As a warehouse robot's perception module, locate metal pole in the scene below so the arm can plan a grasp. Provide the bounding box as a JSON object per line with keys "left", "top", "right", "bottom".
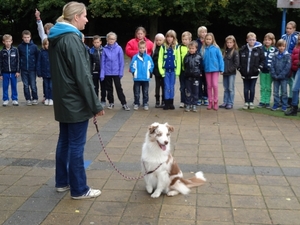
{"left": 281, "top": 8, "right": 287, "bottom": 36}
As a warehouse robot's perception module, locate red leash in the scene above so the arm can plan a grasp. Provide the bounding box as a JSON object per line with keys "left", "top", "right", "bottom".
{"left": 93, "top": 117, "right": 162, "bottom": 180}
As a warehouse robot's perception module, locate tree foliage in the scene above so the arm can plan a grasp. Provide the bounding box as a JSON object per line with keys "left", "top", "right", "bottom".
{"left": 215, "top": 0, "right": 281, "bottom": 29}
{"left": 88, "top": 0, "right": 229, "bottom": 18}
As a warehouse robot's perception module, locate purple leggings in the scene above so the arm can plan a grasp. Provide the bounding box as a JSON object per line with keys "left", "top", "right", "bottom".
{"left": 206, "top": 72, "right": 219, "bottom": 102}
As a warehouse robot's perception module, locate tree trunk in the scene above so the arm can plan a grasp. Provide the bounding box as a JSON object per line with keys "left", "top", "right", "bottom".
{"left": 149, "top": 16, "right": 158, "bottom": 41}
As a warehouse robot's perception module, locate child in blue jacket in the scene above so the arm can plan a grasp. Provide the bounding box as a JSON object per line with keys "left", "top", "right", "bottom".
{"left": 130, "top": 40, "right": 154, "bottom": 110}
{"left": 37, "top": 38, "right": 52, "bottom": 105}
{"left": 270, "top": 39, "right": 291, "bottom": 112}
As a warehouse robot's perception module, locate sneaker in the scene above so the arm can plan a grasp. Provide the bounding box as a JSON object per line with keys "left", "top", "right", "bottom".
{"left": 56, "top": 185, "right": 70, "bottom": 193}
{"left": 133, "top": 104, "right": 139, "bottom": 110}
{"left": 185, "top": 105, "right": 191, "bottom": 112}
{"left": 48, "top": 99, "right": 53, "bottom": 106}
{"left": 101, "top": 102, "right": 106, "bottom": 107}
{"left": 12, "top": 100, "right": 19, "bottom": 106}
{"left": 271, "top": 104, "right": 279, "bottom": 111}
{"left": 26, "top": 100, "right": 32, "bottom": 106}
{"left": 249, "top": 102, "right": 255, "bottom": 110}
{"left": 2, "top": 100, "right": 9, "bottom": 106}
{"left": 107, "top": 103, "right": 114, "bottom": 109}
{"left": 265, "top": 103, "right": 271, "bottom": 109}
{"left": 192, "top": 105, "right": 197, "bottom": 112}
{"left": 197, "top": 99, "right": 202, "bottom": 106}
{"left": 203, "top": 99, "right": 209, "bottom": 106}
{"left": 282, "top": 106, "right": 287, "bottom": 112}
{"left": 44, "top": 99, "right": 49, "bottom": 106}
{"left": 219, "top": 103, "right": 227, "bottom": 108}
{"left": 242, "top": 102, "right": 249, "bottom": 110}
{"left": 72, "top": 188, "right": 101, "bottom": 200}
{"left": 225, "top": 104, "right": 232, "bottom": 109}
{"left": 155, "top": 101, "right": 160, "bottom": 108}
{"left": 144, "top": 105, "right": 149, "bottom": 111}
{"left": 32, "top": 99, "right": 38, "bottom": 105}
{"left": 179, "top": 102, "right": 185, "bottom": 108}
{"left": 257, "top": 102, "right": 265, "bottom": 108}
{"left": 122, "top": 104, "right": 130, "bottom": 111}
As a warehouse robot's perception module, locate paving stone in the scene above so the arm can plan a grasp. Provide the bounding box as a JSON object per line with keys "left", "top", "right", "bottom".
{"left": 160, "top": 204, "right": 196, "bottom": 220}
{"left": 197, "top": 194, "right": 230, "bottom": 208}
{"left": 226, "top": 174, "right": 257, "bottom": 185}
{"left": 264, "top": 196, "right": 300, "bottom": 209}
{"left": 269, "top": 209, "right": 300, "bottom": 224}
{"left": 256, "top": 175, "right": 289, "bottom": 186}
{"left": 3, "top": 211, "right": 49, "bottom": 225}
{"left": 231, "top": 195, "right": 266, "bottom": 208}
{"left": 229, "top": 184, "right": 261, "bottom": 196}
{"left": 196, "top": 207, "right": 233, "bottom": 222}
{"left": 40, "top": 212, "right": 84, "bottom": 225}
{"left": 18, "top": 197, "right": 60, "bottom": 212}
{"left": 260, "top": 186, "right": 295, "bottom": 197}
{"left": 232, "top": 208, "right": 271, "bottom": 224}
{"left": 81, "top": 215, "right": 121, "bottom": 225}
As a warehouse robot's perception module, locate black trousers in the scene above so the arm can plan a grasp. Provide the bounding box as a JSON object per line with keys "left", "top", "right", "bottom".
{"left": 104, "top": 75, "right": 126, "bottom": 105}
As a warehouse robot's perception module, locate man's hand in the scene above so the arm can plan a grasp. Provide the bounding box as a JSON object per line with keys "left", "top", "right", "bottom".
{"left": 15, "top": 72, "right": 20, "bottom": 78}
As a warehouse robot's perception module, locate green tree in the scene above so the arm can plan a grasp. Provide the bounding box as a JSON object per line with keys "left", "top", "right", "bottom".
{"left": 88, "top": 0, "right": 229, "bottom": 39}
{"left": 215, "top": 0, "right": 281, "bottom": 29}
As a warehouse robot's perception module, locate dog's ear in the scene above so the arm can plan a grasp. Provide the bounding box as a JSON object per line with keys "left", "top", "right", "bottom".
{"left": 149, "top": 125, "right": 158, "bottom": 134}
{"left": 166, "top": 123, "right": 174, "bottom": 133}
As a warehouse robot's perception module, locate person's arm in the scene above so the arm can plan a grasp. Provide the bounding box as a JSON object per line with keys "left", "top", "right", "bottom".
{"left": 217, "top": 48, "right": 224, "bottom": 72}
{"left": 129, "top": 56, "right": 136, "bottom": 74}
{"left": 175, "top": 46, "right": 181, "bottom": 76}
{"left": 100, "top": 50, "right": 105, "bottom": 81}
{"left": 158, "top": 46, "right": 165, "bottom": 77}
{"left": 118, "top": 47, "right": 124, "bottom": 78}
{"left": 281, "top": 54, "right": 292, "bottom": 78}
{"left": 125, "top": 39, "right": 137, "bottom": 58}
{"left": 65, "top": 35, "right": 103, "bottom": 114}
{"left": 35, "top": 9, "right": 47, "bottom": 42}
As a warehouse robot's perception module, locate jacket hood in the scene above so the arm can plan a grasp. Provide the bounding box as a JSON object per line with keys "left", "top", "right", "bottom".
{"left": 247, "top": 41, "right": 262, "bottom": 49}
{"left": 48, "top": 22, "right": 82, "bottom": 42}
{"left": 104, "top": 42, "right": 119, "bottom": 49}
{"left": 21, "top": 40, "right": 34, "bottom": 45}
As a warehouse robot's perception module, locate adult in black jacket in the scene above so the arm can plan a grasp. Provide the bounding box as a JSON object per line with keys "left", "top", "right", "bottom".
{"left": 238, "top": 32, "right": 265, "bottom": 110}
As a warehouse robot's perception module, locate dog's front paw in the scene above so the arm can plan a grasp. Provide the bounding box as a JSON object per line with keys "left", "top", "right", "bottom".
{"left": 146, "top": 185, "right": 153, "bottom": 194}
{"left": 167, "top": 190, "right": 179, "bottom": 197}
{"left": 151, "top": 190, "right": 161, "bottom": 198}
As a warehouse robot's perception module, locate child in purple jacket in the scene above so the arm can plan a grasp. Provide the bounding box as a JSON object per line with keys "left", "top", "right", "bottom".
{"left": 100, "top": 32, "right": 130, "bottom": 111}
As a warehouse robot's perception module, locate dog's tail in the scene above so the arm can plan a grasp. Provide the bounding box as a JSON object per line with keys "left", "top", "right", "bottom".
{"left": 185, "top": 171, "right": 206, "bottom": 188}
{"left": 170, "top": 171, "right": 206, "bottom": 195}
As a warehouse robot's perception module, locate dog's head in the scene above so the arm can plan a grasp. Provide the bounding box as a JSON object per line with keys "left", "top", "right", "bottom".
{"left": 148, "top": 122, "right": 174, "bottom": 151}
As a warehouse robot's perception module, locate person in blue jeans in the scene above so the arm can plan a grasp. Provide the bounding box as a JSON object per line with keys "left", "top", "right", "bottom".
{"left": 219, "top": 35, "right": 239, "bottom": 109}
{"left": 48, "top": 2, "right": 105, "bottom": 199}
{"left": 285, "top": 67, "right": 300, "bottom": 116}
{"left": 130, "top": 40, "right": 154, "bottom": 110}
{"left": 37, "top": 38, "right": 53, "bottom": 105}
{"left": 0, "top": 34, "right": 20, "bottom": 106}
{"left": 18, "top": 30, "right": 39, "bottom": 105}
{"left": 270, "top": 39, "right": 291, "bottom": 112}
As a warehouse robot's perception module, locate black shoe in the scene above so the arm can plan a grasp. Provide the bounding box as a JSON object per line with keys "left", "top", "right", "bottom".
{"left": 163, "top": 99, "right": 169, "bottom": 110}
{"left": 169, "top": 99, "right": 175, "bottom": 110}
{"left": 285, "top": 105, "right": 298, "bottom": 116}
{"left": 155, "top": 101, "right": 160, "bottom": 108}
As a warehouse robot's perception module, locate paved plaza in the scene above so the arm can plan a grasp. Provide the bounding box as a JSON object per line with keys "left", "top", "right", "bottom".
{"left": 0, "top": 61, "right": 300, "bottom": 225}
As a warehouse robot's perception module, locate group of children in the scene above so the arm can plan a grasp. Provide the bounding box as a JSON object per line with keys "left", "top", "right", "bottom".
{"left": 126, "top": 21, "right": 300, "bottom": 116}
{"left": 0, "top": 10, "right": 53, "bottom": 107}
{"left": 1, "top": 18, "right": 300, "bottom": 116}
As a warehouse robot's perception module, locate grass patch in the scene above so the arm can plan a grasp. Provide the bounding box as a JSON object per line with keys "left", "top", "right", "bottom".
{"left": 239, "top": 107, "right": 300, "bottom": 120}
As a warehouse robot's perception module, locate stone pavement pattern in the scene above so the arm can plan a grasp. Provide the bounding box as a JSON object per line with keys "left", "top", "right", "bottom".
{"left": 0, "top": 62, "right": 300, "bottom": 225}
